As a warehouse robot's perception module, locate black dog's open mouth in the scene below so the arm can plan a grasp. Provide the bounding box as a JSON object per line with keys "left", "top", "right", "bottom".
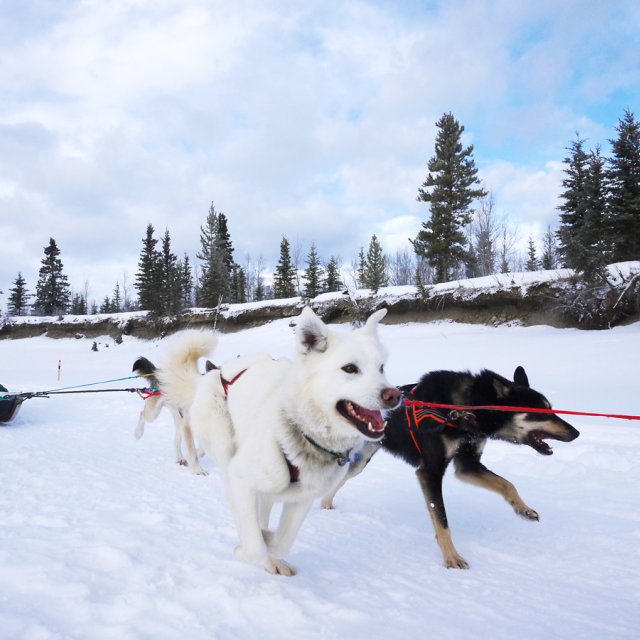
{"left": 527, "top": 430, "right": 556, "bottom": 455}
{"left": 337, "top": 400, "right": 386, "bottom": 439}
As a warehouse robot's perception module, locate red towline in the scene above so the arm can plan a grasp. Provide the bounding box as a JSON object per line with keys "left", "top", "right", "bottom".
{"left": 402, "top": 399, "right": 640, "bottom": 422}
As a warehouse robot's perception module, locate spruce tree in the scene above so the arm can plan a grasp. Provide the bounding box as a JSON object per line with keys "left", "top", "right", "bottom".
{"left": 179, "top": 254, "right": 194, "bottom": 308}
{"left": 303, "top": 243, "right": 323, "bottom": 299}
{"left": 580, "top": 147, "right": 610, "bottom": 280}
{"left": 557, "top": 136, "right": 589, "bottom": 269}
{"left": 356, "top": 246, "right": 366, "bottom": 288}
{"left": 159, "top": 229, "right": 183, "bottom": 314}
{"left": 112, "top": 282, "right": 122, "bottom": 312}
{"left": 8, "top": 272, "right": 30, "bottom": 316}
{"left": 525, "top": 237, "right": 539, "bottom": 271}
{"left": 362, "top": 235, "right": 388, "bottom": 292}
{"left": 412, "top": 112, "right": 487, "bottom": 283}
{"left": 134, "top": 224, "right": 162, "bottom": 313}
{"left": 34, "top": 238, "right": 71, "bottom": 315}
{"left": 196, "top": 204, "right": 231, "bottom": 307}
{"left": 230, "top": 264, "right": 247, "bottom": 303}
{"left": 273, "top": 236, "right": 297, "bottom": 298}
{"left": 324, "top": 256, "right": 342, "bottom": 293}
{"left": 541, "top": 226, "right": 558, "bottom": 270}
{"left": 608, "top": 109, "right": 640, "bottom": 262}
{"left": 69, "top": 293, "right": 87, "bottom": 315}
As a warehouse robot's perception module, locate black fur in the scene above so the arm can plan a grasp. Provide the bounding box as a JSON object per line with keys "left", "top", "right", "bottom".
{"left": 379, "top": 366, "right": 580, "bottom": 568}
{"left": 132, "top": 356, "right": 156, "bottom": 378}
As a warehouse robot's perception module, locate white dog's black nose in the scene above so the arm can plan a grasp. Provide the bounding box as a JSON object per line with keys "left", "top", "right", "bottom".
{"left": 381, "top": 387, "right": 402, "bottom": 408}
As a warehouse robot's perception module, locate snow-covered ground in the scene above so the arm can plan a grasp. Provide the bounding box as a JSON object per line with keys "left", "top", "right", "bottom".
{"left": 1, "top": 318, "right": 639, "bottom": 640}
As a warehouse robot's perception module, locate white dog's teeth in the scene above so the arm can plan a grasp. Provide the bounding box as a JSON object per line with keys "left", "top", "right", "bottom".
{"left": 368, "top": 421, "right": 373, "bottom": 431}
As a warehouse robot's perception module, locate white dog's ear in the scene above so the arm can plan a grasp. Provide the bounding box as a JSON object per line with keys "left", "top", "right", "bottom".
{"left": 296, "top": 307, "right": 329, "bottom": 354}
{"left": 362, "top": 308, "right": 387, "bottom": 333}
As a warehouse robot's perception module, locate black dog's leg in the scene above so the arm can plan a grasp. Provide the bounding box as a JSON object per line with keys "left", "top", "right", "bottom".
{"left": 415, "top": 463, "right": 469, "bottom": 569}
{"left": 453, "top": 449, "right": 539, "bottom": 521}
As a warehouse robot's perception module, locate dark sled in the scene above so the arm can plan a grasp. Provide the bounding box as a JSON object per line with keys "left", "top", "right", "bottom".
{"left": 0, "top": 385, "right": 23, "bottom": 424}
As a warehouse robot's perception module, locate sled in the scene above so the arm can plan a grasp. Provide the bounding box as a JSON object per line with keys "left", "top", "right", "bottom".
{"left": 0, "top": 384, "right": 23, "bottom": 424}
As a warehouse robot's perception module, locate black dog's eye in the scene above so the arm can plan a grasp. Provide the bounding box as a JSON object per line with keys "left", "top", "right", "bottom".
{"left": 342, "top": 364, "right": 359, "bottom": 374}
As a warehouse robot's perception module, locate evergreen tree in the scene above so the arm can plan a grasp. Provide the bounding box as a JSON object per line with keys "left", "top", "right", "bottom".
{"left": 69, "top": 293, "right": 87, "bottom": 315}
{"left": 325, "top": 256, "right": 342, "bottom": 293}
{"left": 112, "top": 282, "right": 122, "bottom": 313}
{"left": 216, "top": 212, "right": 235, "bottom": 276}
{"left": 196, "top": 204, "right": 231, "bottom": 307}
{"left": 525, "top": 237, "right": 539, "bottom": 271}
{"left": 356, "top": 246, "right": 366, "bottom": 288}
{"left": 557, "top": 136, "right": 589, "bottom": 269}
{"left": 100, "top": 296, "right": 112, "bottom": 313}
{"left": 580, "top": 147, "right": 610, "bottom": 280}
{"left": 464, "top": 241, "right": 479, "bottom": 278}
{"left": 159, "top": 229, "right": 182, "bottom": 314}
{"left": 541, "top": 226, "right": 559, "bottom": 270}
{"left": 273, "top": 236, "right": 297, "bottom": 298}
{"left": 34, "top": 238, "right": 71, "bottom": 315}
{"left": 134, "top": 224, "right": 162, "bottom": 313}
{"left": 608, "top": 109, "right": 640, "bottom": 262}
{"left": 303, "top": 243, "right": 323, "bottom": 299}
{"left": 179, "top": 254, "right": 194, "bottom": 308}
{"left": 230, "top": 264, "right": 247, "bottom": 303}
{"left": 254, "top": 268, "right": 265, "bottom": 301}
{"left": 412, "top": 112, "right": 487, "bottom": 283}
{"left": 8, "top": 272, "right": 30, "bottom": 315}
{"left": 362, "top": 234, "right": 388, "bottom": 292}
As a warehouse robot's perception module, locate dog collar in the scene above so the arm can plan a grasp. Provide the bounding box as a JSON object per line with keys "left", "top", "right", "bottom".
{"left": 301, "top": 433, "right": 359, "bottom": 466}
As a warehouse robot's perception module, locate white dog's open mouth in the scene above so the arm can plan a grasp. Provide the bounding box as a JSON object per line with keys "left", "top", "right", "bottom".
{"left": 336, "top": 400, "right": 387, "bottom": 439}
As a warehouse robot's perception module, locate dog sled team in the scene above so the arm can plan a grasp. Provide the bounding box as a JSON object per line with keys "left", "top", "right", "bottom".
{"left": 134, "top": 307, "right": 579, "bottom": 575}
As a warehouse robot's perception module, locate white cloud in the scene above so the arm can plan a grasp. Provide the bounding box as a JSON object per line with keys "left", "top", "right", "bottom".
{"left": 1, "top": 0, "right": 638, "bottom": 307}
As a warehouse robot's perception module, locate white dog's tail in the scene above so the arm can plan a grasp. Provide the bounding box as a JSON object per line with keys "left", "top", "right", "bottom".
{"left": 157, "top": 330, "right": 218, "bottom": 410}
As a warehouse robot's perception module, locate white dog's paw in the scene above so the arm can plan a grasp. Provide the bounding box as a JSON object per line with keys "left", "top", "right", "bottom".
{"left": 191, "top": 465, "right": 209, "bottom": 476}
{"left": 264, "top": 556, "right": 296, "bottom": 577}
{"left": 134, "top": 425, "right": 145, "bottom": 440}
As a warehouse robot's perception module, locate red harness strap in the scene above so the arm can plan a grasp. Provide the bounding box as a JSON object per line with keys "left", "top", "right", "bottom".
{"left": 221, "top": 369, "right": 247, "bottom": 397}
{"left": 138, "top": 389, "right": 162, "bottom": 400}
{"left": 404, "top": 401, "right": 458, "bottom": 455}
{"left": 285, "top": 457, "right": 300, "bottom": 483}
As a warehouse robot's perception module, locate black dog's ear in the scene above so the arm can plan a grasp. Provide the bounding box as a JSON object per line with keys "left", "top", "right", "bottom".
{"left": 513, "top": 366, "right": 529, "bottom": 388}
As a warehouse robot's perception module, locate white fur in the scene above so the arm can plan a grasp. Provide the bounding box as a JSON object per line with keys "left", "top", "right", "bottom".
{"left": 160, "top": 307, "right": 398, "bottom": 575}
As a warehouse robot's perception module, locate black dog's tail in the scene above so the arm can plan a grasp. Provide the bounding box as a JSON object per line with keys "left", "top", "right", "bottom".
{"left": 133, "top": 356, "right": 157, "bottom": 383}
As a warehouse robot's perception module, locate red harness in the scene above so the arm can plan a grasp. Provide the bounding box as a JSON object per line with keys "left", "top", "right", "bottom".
{"left": 403, "top": 400, "right": 459, "bottom": 455}
{"left": 221, "top": 369, "right": 247, "bottom": 397}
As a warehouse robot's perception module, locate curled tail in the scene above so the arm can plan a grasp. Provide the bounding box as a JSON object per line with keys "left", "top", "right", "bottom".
{"left": 157, "top": 330, "right": 219, "bottom": 410}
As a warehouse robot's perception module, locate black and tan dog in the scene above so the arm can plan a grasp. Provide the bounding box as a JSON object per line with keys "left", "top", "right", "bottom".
{"left": 323, "top": 366, "right": 580, "bottom": 569}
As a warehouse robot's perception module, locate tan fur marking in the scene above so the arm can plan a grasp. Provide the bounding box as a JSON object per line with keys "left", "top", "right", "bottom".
{"left": 415, "top": 468, "right": 469, "bottom": 569}
{"left": 454, "top": 466, "right": 539, "bottom": 520}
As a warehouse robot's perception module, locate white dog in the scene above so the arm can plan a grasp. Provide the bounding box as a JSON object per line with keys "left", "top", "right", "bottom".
{"left": 158, "top": 307, "right": 401, "bottom": 576}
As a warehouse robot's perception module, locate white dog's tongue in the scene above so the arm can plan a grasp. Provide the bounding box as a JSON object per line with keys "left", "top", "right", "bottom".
{"left": 356, "top": 406, "right": 385, "bottom": 432}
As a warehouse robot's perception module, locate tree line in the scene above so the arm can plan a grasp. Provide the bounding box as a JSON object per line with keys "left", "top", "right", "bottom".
{"left": 3, "top": 109, "right": 638, "bottom": 316}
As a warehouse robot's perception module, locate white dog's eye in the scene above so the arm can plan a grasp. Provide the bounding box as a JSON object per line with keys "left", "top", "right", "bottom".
{"left": 342, "top": 363, "right": 359, "bottom": 374}
{"left": 379, "top": 364, "right": 384, "bottom": 373}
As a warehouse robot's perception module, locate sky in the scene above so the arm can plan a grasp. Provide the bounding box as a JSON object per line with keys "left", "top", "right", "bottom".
{"left": 1, "top": 0, "right": 639, "bottom": 305}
